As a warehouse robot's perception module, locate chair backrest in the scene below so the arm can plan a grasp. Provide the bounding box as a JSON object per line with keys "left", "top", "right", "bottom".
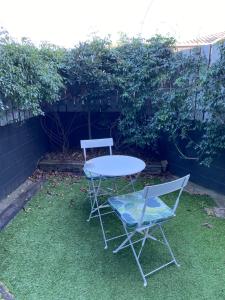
{"left": 139, "top": 175, "right": 190, "bottom": 226}
{"left": 80, "top": 138, "right": 113, "bottom": 161}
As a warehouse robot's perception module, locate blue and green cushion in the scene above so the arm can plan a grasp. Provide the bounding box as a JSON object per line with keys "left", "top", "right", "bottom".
{"left": 108, "top": 190, "right": 175, "bottom": 228}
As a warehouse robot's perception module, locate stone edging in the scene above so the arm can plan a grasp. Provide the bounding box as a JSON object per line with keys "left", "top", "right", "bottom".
{"left": 38, "top": 159, "right": 163, "bottom": 175}
{"left": 0, "top": 179, "right": 45, "bottom": 231}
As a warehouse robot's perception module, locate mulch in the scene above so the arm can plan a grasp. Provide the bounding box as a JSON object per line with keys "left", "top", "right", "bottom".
{"left": 43, "top": 148, "right": 157, "bottom": 164}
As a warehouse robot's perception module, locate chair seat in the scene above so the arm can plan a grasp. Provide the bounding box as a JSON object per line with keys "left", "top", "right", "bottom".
{"left": 108, "top": 190, "right": 175, "bottom": 228}
{"left": 83, "top": 168, "right": 102, "bottom": 180}
{"left": 83, "top": 168, "right": 112, "bottom": 181}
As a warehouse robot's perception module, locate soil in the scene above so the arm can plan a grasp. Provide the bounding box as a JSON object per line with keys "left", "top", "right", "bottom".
{"left": 30, "top": 168, "right": 81, "bottom": 181}
{"left": 43, "top": 148, "right": 158, "bottom": 164}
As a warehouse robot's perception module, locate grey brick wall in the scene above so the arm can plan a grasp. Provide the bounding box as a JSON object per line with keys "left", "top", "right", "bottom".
{"left": 0, "top": 117, "right": 49, "bottom": 200}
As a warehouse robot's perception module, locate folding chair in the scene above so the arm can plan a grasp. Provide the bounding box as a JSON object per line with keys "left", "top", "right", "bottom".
{"left": 80, "top": 137, "right": 114, "bottom": 198}
{"left": 108, "top": 174, "right": 190, "bottom": 286}
{"left": 80, "top": 138, "right": 116, "bottom": 247}
{"left": 81, "top": 138, "right": 113, "bottom": 163}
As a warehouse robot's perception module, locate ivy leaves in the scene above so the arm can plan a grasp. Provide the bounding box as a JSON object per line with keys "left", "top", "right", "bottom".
{"left": 115, "top": 38, "right": 225, "bottom": 166}
{"left": 115, "top": 36, "right": 175, "bottom": 147}
{"left": 0, "top": 30, "right": 224, "bottom": 166}
{"left": 63, "top": 37, "right": 118, "bottom": 111}
{"left": 0, "top": 31, "right": 65, "bottom": 115}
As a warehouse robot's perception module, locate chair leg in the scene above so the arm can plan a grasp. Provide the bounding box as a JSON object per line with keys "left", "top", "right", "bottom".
{"left": 129, "top": 176, "right": 135, "bottom": 192}
{"left": 87, "top": 177, "right": 101, "bottom": 220}
{"left": 158, "top": 224, "right": 180, "bottom": 267}
{"left": 88, "top": 177, "right": 108, "bottom": 249}
{"left": 112, "top": 178, "right": 118, "bottom": 194}
{"left": 130, "top": 173, "right": 141, "bottom": 192}
{"left": 112, "top": 222, "right": 180, "bottom": 286}
{"left": 87, "top": 194, "right": 97, "bottom": 222}
{"left": 123, "top": 225, "right": 148, "bottom": 287}
{"left": 86, "top": 179, "right": 96, "bottom": 221}
{"left": 87, "top": 181, "right": 94, "bottom": 208}
{"left": 113, "top": 231, "right": 135, "bottom": 253}
{"left": 138, "top": 228, "right": 149, "bottom": 259}
{"left": 95, "top": 195, "right": 108, "bottom": 249}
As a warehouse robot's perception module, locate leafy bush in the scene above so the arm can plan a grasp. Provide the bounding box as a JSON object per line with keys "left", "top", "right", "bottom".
{"left": 63, "top": 37, "right": 118, "bottom": 109}
{"left": 114, "top": 38, "right": 225, "bottom": 166}
{"left": 61, "top": 37, "right": 119, "bottom": 138}
{"left": 198, "top": 43, "right": 225, "bottom": 165}
{"left": 0, "top": 30, "right": 65, "bottom": 115}
{"left": 115, "top": 35, "right": 176, "bottom": 147}
{"left": 0, "top": 30, "right": 224, "bottom": 165}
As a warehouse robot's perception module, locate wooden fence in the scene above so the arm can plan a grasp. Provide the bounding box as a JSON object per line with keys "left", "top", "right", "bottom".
{"left": 44, "top": 95, "right": 120, "bottom": 113}
{"left": 177, "top": 42, "right": 222, "bottom": 65}
{"left": 0, "top": 99, "right": 33, "bottom": 126}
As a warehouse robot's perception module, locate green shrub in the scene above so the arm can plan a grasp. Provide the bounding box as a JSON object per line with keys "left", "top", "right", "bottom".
{"left": 0, "top": 29, "right": 224, "bottom": 165}
{"left": 0, "top": 30, "right": 65, "bottom": 115}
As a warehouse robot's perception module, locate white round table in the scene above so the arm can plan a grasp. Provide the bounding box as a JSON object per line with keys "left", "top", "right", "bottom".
{"left": 83, "top": 155, "right": 146, "bottom": 249}
{"left": 84, "top": 155, "right": 146, "bottom": 177}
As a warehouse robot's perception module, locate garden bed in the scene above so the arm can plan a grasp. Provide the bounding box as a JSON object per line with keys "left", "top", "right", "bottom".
{"left": 39, "top": 150, "right": 163, "bottom": 175}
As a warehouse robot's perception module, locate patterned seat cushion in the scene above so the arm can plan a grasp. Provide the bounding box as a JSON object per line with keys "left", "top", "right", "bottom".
{"left": 108, "top": 190, "right": 175, "bottom": 228}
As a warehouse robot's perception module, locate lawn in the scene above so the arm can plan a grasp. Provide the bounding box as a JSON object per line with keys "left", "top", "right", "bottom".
{"left": 0, "top": 175, "right": 225, "bottom": 300}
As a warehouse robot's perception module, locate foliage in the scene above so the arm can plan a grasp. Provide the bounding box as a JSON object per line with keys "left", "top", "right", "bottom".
{"left": 62, "top": 37, "right": 118, "bottom": 111}
{"left": 199, "top": 43, "right": 225, "bottom": 165}
{"left": 145, "top": 47, "right": 209, "bottom": 161}
{"left": 114, "top": 38, "right": 225, "bottom": 166}
{"left": 0, "top": 30, "right": 65, "bottom": 115}
{"left": 115, "top": 35, "right": 176, "bottom": 148}
{"left": 0, "top": 29, "right": 224, "bottom": 165}
{"left": 61, "top": 36, "right": 119, "bottom": 139}
{"left": 157, "top": 44, "right": 225, "bottom": 166}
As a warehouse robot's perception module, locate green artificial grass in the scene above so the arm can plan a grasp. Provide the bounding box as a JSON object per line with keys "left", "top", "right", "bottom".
{"left": 1, "top": 176, "right": 225, "bottom": 300}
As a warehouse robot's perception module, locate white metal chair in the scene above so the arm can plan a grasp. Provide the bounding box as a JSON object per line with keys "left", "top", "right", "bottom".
{"left": 81, "top": 138, "right": 113, "bottom": 163}
{"left": 108, "top": 174, "right": 190, "bottom": 286}
{"left": 80, "top": 138, "right": 115, "bottom": 248}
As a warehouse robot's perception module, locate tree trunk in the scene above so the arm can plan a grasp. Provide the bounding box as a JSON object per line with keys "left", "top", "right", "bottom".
{"left": 87, "top": 111, "right": 92, "bottom": 139}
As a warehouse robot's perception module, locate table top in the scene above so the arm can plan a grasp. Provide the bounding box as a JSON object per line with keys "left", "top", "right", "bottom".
{"left": 84, "top": 155, "right": 146, "bottom": 177}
